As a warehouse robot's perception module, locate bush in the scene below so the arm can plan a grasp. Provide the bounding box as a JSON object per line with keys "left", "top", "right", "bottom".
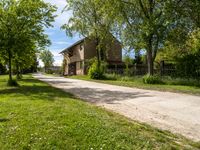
{"left": 143, "top": 74, "right": 164, "bottom": 84}
{"left": 104, "top": 73, "right": 119, "bottom": 80}
{"left": 176, "top": 51, "right": 200, "bottom": 80}
{"left": 88, "top": 60, "right": 105, "bottom": 80}
{"left": 120, "top": 76, "right": 135, "bottom": 82}
{"left": 7, "top": 79, "right": 19, "bottom": 86}
{"left": 46, "top": 69, "right": 54, "bottom": 74}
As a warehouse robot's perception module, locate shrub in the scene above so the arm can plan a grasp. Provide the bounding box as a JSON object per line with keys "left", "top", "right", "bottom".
{"left": 7, "top": 79, "right": 19, "bottom": 86}
{"left": 46, "top": 69, "right": 54, "bottom": 74}
{"left": 104, "top": 73, "right": 119, "bottom": 80}
{"left": 143, "top": 74, "right": 164, "bottom": 84}
{"left": 120, "top": 76, "right": 135, "bottom": 82}
{"left": 88, "top": 60, "right": 105, "bottom": 80}
{"left": 176, "top": 51, "right": 200, "bottom": 80}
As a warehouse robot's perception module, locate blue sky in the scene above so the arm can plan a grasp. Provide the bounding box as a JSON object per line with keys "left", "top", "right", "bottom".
{"left": 40, "top": 0, "right": 81, "bottom": 66}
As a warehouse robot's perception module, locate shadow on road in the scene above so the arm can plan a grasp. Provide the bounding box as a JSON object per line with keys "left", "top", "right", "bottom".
{"left": 64, "top": 87, "right": 152, "bottom": 104}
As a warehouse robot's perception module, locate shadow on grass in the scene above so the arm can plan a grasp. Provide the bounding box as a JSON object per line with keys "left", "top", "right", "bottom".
{"left": 0, "top": 118, "right": 10, "bottom": 122}
{"left": 0, "top": 79, "right": 75, "bottom": 101}
{"left": 0, "top": 76, "right": 152, "bottom": 104}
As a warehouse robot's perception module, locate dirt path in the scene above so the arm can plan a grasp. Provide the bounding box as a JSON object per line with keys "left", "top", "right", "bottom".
{"left": 33, "top": 73, "right": 200, "bottom": 141}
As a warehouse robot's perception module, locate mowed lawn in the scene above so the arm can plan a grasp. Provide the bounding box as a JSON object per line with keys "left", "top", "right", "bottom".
{"left": 0, "top": 75, "right": 199, "bottom": 149}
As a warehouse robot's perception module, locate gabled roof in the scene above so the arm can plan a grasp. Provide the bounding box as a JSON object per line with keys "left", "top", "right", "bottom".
{"left": 60, "top": 35, "right": 122, "bottom": 54}
{"left": 60, "top": 38, "right": 85, "bottom": 54}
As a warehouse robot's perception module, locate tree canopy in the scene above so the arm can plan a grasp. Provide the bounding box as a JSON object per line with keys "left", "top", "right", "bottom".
{"left": 0, "top": 0, "right": 56, "bottom": 84}
{"left": 40, "top": 50, "right": 54, "bottom": 72}
{"left": 63, "top": 0, "right": 200, "bottom": 76}
{"left": 62, "top": 0, "right": 115, "bottom": 68}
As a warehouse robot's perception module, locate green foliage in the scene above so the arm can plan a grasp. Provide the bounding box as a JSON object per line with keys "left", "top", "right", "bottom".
{"left": 176, "top": 50, "right": 200, "bottom": 80}
{"left": 7, "top": 79, "right": 18, "bottom": 87}
{"left": 157, "top": 29, "right": 200, "bottom": 80}
{"left": 0, "top": 63, "right": 7, "bottom": 75}
{"left": 0, "top": 0, "right": 56, "bottom": 81}
{"left": 105, "top": 0, "right": 184, "bottom": 75}
{"left": 88, "top": 60, "right": 105, "bottom": 80}
{"left": 143, "top": 75, "right": 164, "bottom": 85}
{"left": 123, "top": 54, "right": 133, "bottom": 76}
{"left": 62, "top": 0, "right": 114, "bottom": 63}
{"left": 104, "top": 73, "right": 119, "bottom": 80}
{"left": 85, "top": 57, "right": 98, "bottom": 72}
{"left": 40, "top": 50, "right": 54, "bottom": 72}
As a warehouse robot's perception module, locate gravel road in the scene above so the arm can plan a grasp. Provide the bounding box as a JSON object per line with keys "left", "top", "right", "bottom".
{"left": 33, "top": 73, "right": 200, "bottom": 141}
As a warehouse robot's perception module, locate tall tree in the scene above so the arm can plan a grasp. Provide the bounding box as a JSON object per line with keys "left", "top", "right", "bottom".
{"left": 0, "top": 0, "right": 56, "bottom": 84}
{"left": 62, "top": 0, "right": 114, "bottom": 69}
{"left": 40, "top": 50, "right": 54, "bottom": 72}
{"left": 104, "top": 0, "right": 185, "bottom": 75}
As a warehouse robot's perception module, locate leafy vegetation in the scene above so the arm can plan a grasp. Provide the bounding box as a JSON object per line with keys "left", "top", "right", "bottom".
{"left": 0, "top": 0, "right": 56, "bottom": 84}
{"left": 62, "top": 0, "right": 200, "bottom": 78}
{"left": 40, "top": 50, "right": 55, "bottom": 73}
{"left": 88, "top": 58, "right": 107, "bottom": 79}
{"left": 62, "top": 0, "right": 114, "bottom": 71}
{"left": 7, "top": 79, "right": 19, "bottom": 87}
{"left": 0, "top": 75, "right": 200, "bottom": 149}
{"left": 143, "top": 75, "right": 164, "bottom": 85}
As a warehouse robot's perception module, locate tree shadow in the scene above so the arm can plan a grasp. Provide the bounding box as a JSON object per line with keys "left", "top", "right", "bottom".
{"left": 63, "top": 87, "right": 153, "bottom": 104}
{"left": 0, "top": 84, "right": 75, "bottom": 102}
{"left": 21, "top": 78, "right": 45, "bottom": 84}
{"left": 47, "top": 80, "right": 73, "bottom": 85}
{"left": 0, "top": 118, "right": 9, "bottom": 123}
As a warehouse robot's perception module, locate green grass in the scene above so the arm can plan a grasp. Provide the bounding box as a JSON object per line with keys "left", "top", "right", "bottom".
{"left": 0, "top": 75, "right": 200, "bottom": 149}
{"left": 68, "top": 75, "right": 200, "bottom": 95}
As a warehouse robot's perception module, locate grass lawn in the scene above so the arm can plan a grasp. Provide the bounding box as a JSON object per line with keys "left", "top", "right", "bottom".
{"left": 0, "top": 75, "right": 200, "bottom": 149}
{"left": 68, "top": 75, "right": 200, "bottom": 95}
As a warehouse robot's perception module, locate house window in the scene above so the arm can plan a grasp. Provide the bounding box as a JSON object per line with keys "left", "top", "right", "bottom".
{"left": 80, "top": 44, "right": 84, "bottom": 51}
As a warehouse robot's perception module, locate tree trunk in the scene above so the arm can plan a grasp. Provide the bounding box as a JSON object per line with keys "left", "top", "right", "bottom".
{"left": 95, "top": 38, "right": 101, "bottom": 70}
{"left": 147, "top": 37, "right": 154, "bottom": 75}
{"left": 16, "top": 62, "right": 22, "bottom": 80}
{"left": 8, "top": 51, "right": 12, "bottom": 81}
{"left": 147, "top": 50, "right": 153, "bottom": 75}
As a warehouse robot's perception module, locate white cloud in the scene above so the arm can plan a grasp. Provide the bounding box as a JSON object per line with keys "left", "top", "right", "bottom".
{"left": 51, "top": 50, "right": 62, "bottom": 57}
{"left": 44, "top": 0, "right": 72, "bottom": 27}
{"left": 54, "top": 59, "right": 63, "bottom": 66}
{"left": 54, "top": 41, "right": 71, "bottom": 45}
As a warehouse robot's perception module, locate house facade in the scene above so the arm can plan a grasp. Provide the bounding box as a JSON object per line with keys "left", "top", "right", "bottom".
{"left": 60, "top": 38, "right": 122, "bottom": 75}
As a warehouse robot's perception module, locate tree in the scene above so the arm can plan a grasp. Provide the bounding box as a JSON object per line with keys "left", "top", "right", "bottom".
{"left": 40, "top": 50, "right": 54, "bottom": 72}
{"left": 104, "top": 0, "right": 186, "bottom": 75}
{"left": 62, "top": 0, "right": 114, "bottom": 69}
{"left": 0, "top": 0, "right": 56, "bottom": 85}
{"left": 14, "top": 48, "right": 38, "bottom": 79}
{"left": 176, "top": 0, "right": 200, "bottom": 28}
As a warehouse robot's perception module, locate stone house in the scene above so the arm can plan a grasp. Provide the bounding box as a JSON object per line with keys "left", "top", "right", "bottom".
{"left": 60, "top": 37, "right": 122, "bottom": 75}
